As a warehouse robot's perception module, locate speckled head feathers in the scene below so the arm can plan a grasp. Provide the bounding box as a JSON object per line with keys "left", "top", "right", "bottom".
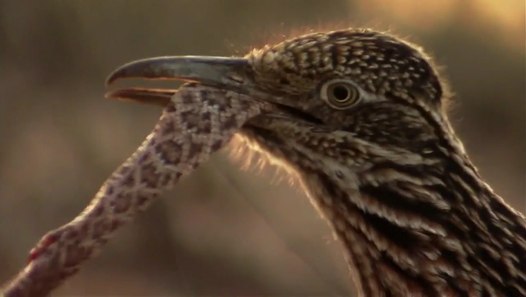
{"left": 248, "top": 29, "right": 444, "bottom": 106}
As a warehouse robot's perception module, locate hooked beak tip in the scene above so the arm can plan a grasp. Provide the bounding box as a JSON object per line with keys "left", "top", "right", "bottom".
{"left": 105, "top": 71, "right": 121, "bottom": 86}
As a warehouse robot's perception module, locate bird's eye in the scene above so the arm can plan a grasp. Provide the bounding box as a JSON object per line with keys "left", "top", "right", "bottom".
{"left": 320, "top": 79, "right": 361, "bottom": 110}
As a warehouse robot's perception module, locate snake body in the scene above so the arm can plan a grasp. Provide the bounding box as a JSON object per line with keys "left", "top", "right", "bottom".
{"left": 3, "top": 85, "right": 266, "bottom": 297}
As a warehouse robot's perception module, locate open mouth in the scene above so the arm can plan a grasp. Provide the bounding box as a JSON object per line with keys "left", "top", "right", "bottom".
{"left": 105, "top": 55, "right": 324, "bottom": 127}
{"left": 106, "top": 86, "right": 324, "bottom": 129}
{"left": 106, "top": 85, "right": 324, "bottom": 129}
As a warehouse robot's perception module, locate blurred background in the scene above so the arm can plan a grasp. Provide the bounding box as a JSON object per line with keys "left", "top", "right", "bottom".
{"left": 0, "top": 0, "right": 524, "bottom": 296}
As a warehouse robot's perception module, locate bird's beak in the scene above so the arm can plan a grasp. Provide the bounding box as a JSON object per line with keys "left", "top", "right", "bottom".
{"left": 105, "top": 56, "right": 252, "bottom": 106}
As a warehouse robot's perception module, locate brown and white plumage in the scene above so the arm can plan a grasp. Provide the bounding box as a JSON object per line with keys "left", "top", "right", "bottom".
{"left": 238, "top": 29, "right": 526, "bottom": 296}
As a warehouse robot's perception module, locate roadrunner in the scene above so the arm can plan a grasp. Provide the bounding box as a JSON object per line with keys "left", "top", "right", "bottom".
{"left": 107, "top": 28, "right": 526, "bottom": 297}
{"left": 4, "top": 28, "right": 525, "bottom": 297}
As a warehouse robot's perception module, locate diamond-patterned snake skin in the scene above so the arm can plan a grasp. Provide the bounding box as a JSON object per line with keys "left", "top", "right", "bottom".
{"left": 3, "top": 85, "right": 267, "bottom": 297}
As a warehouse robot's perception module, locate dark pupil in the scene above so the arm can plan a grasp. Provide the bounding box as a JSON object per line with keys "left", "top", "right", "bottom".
{"left": 332, "top": 85, "right": 349, "bottom": 101}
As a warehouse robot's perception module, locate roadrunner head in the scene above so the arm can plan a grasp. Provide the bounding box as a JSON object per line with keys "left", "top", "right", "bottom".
{"left": 237, "top": 29, "right": 453, "bottom": 168}
{"left": 106, "top": 28, "right": 451, "bottom": 161}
